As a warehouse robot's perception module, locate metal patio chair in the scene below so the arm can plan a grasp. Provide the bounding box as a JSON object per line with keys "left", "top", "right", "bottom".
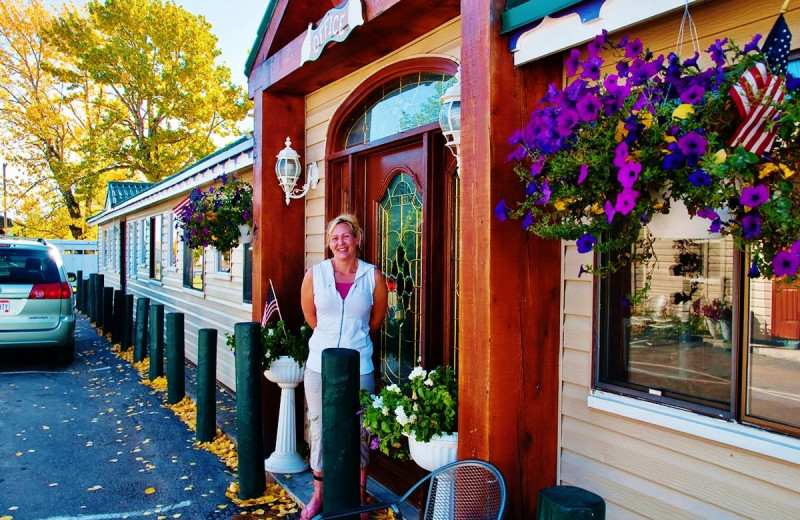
{"left": 313, "top": 459, "right": 507, "bottom": 520}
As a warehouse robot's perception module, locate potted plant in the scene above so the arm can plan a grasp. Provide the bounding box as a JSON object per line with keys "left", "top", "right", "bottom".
{"left": 497, "top": 30, "right": 800, "bottom": 281}
{"left": 177, "top": 173, "right": 255, "bottom": 252}
{"left": 360, "top": 364, "right": 458, "bottom": 471}
{"left": 700, "top": 298, "right": 733, "bottom": 342}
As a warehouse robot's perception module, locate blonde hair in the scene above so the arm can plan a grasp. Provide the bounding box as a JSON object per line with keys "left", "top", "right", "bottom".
{"left": 325, "top": 213, "right": 363, "bottom": 248}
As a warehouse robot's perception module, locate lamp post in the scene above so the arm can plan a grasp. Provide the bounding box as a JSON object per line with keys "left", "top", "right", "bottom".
{"left": 2, "top": 163, "right": 7, "bottom": 233}
{"left": 439, "top": 65, "right": 462, "bottom": 173}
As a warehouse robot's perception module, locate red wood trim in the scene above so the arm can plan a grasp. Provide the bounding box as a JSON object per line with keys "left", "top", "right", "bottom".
{"left": 460, "top": 0, "right": 563, "bottom": 517}
{"left": 252, "top": 0, "right": 289, "bottom": 69}
{"left": 326, "top": 121, "right": 441, "bottom": 160}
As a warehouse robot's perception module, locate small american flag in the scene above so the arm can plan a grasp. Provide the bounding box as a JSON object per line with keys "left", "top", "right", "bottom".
{"left": 173, "top": 196, "right": 192, "bottom": 219}
{"left": 261, "top": 280, "right": 281, "bottom": 326}
{"left": 728, "top": 14, "right": 791, "bottom": 156}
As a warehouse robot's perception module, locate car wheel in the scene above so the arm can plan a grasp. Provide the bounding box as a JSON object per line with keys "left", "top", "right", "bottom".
{"left": 57, "top": 341, "right": 75, "bottom": 364}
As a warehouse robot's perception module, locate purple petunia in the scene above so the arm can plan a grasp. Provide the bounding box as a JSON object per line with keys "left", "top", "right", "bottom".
{"left": 617, "top": 161, "right": 641, "bottom": 188}
{"left": 530, "top": 157, "right": 544, "bottom": 176}
{"left": 680, "top": 84, "right": 706, "bottom": 104}
{"left": 689, "top": 169, "right": 711, "bottom": 187}
{"left": 580, "top": 56, "right": 604, "bottom": 81}
{"left": 749, "top": 261, "right": 761, "bottom": 278}
{"left": 743, "top": 34, "right": 762, "bottom": 54}
{"left": 616, "top": 60, "right": 630, "bottom": 78}
{"left": 740, "top": 214, "right": 763, "bottom": 239}
{"left": 604, "top": 200, "right": 617, "bottom": 224}
{"left": 709, "top": 218, "right": 722, "bottom": 233}
{"left": 494, "top": 199, "right": 509, "bottom": 222}
{"left": 522, "top": 211, "right": 535, "bottom": 230}
{"left": 576, "top": 233, "right": 597, "bottom": 253}
{"left": 556, "top": 109, "right": 579, "bottom": 137}
{"left": 706, "top": 38, "right": 728, "bottom": 67}
{"left": 507, "top": 145, "right": 527, "bottom": 162}
{"left": 526, "top": 181, "right": 537, "bottom": 197}
{"left": 678, "top": 132, "right": 707, "bottom": 165}
{"left": 576, "top": 93, "right": 602, "bottom": 122}
{"left": 682, "top": 52, "right": 700, "bottom": 68}
{"left": 791, "top": 239, "right": 800, "bottom": 256}
{"left": 370, "top": 436, "right": 380, "bottom": 450}
{"left": 615, "top": 188, "right": 639, "bottom": 215}
{"left": 739, "top": 185, "right": 770, "bottom": 208}
{"left": 588, "top": 34, "right": 605, "bottom": 57}
{"left": 540, "top": 179, "right": 552, "bottom": 204}
{"left": 625, "top": 37, "right": 643, "bottom": 58}
{"left": 566, "top": 48, "right": 582, "bottom": 77}
{"left": 578, "top": 164, "right": 589, "bottom": 184}
{"left": 614, "top": 141, "right": 630, "bottom": 168}
{"left": 697, "top": 207, "right": 719, "bottom": 220}
{"left": 773, "top": 250, "right": 800, "bottom": 277}
{"left": 663, "top": 152, "right": 685, "bottom": 170}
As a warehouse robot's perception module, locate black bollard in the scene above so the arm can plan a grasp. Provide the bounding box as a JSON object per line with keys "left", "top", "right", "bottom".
{"left": 122, "top": 294, "right": 134, "bottom": 350}
{"left": 102, "top": 287, "right": 114, "bottom": 336}
{"left": 87, "top": 274, "right": 97, "bottom": 322}
{"left": 165, "top": 312, "right": 185, "bottom": 405}
{"left": 235, "top": 322, "right": 265, "bottom": 499}
{"left": 196, "top": 328, "right": 217, "bottom": 443}
{"left": 133, "top": 297, "right": 150, "bottom": 362}
{"left": 77, "top": 277, "right": 85, "bottom": 314}
{"left": 112, "top": 290, "right": 124, "bottom": 344}
{"left": 148, "top": 303, "right": 165, "bottom": 380}
{"left": 93, "top": 274, "right": 104, "bottom": 325}
{"left": 321, "top": 349, "right": 361, "bottom": 517}
{"left": 75, "top": 270, "right": 83, "bottom": 311}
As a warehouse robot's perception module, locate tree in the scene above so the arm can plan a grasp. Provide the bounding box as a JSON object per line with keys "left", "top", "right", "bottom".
{"left": 47, "top": 0, "right": 251, "bottom": 184}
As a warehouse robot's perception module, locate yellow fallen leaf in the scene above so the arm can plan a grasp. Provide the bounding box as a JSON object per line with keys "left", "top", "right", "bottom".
{"left": 144, "top": 487, "right": 156, "bottom": 494}
{"left": 0, "top": 515, "right": 13, "bottom": 520}
{"left": 15, "top": 452, "right": 22, "bottom": 457}
{"left": 42, "top": 426, "right": 50, "bottom": 430}
{"left": 87, "top": 485, "right": 102, "bottom": 491}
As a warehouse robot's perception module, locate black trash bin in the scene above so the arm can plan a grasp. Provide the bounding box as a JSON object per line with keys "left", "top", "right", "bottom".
{"left": 536, "top": 485, "right": 605, "bottom": 520}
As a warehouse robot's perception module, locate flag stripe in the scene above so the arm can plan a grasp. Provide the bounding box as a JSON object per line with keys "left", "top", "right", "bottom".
{"left": 261, "top": 282, "right": 281, "bottom": 326}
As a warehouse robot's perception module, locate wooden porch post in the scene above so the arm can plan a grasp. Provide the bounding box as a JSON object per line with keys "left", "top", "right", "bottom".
{"left": 252, "top": 88, "right": 307, "bottom": 453}
{"left": 459, "top": 1, "right": 563, "bottom": 517}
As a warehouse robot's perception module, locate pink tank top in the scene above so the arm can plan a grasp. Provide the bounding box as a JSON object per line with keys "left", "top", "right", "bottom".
{"left": 336, "top": 281, "right": 354, "bottom": 300}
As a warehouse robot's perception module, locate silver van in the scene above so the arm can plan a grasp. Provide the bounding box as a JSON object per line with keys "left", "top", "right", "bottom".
{"left": 0, "top": 237, "right": 76, "bottom": 363}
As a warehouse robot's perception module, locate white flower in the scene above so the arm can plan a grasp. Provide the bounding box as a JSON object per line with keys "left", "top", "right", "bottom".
{"left": 265, "top": 352, "right": 271, "bottom": 359}
{"left": 408, "top": 366, "right": 427, "bottom": 380}
{"left": 371, "top": 395, "right": 384, "bottom": 409}
{"left": 382, "top": 406, "right": 390, "bottom": 416}
{"left": 267, "top": 328, "right": 276, "bottom": 336}
{"left": 395, "top": 405, "right": 410, "bottom": 426}
{"left": 386, "top": 384, "right": 401, "bottom": 393}
{"left": 424, "top": 377, "right": 434, "bottom": 387}
{"left": 409, "top": 414, "right": 417, "bottom": 424}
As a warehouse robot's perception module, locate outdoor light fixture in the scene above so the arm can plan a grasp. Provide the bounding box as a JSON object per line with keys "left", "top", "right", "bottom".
{"left": 439, "top": 65, "right": 461, "bottom": 171}
{"left": 275, "top": 137, "right": 318, "bottom": 205}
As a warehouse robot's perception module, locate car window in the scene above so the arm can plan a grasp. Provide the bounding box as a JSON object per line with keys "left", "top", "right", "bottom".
{"left": 0, "top": 250, "right": 61, "bottom": 284}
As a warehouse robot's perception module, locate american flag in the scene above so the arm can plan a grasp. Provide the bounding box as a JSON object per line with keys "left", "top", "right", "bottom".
{"left": 173, "top": 196, "right": 192, "bottom": 219}
{"left": 728, "top": 14, "right": 791, "bottom": 156}
{"left": 261, "top": 280, "right": 281, "bottom": 326}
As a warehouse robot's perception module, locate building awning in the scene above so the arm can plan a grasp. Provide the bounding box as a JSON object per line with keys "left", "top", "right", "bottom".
{"left": 501, "top": 0, "right": 583, "bottom": 35}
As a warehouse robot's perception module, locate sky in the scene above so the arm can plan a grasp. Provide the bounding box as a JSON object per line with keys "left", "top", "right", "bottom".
{"left": 45, "top": 0, "right": 270, "bottom": 87}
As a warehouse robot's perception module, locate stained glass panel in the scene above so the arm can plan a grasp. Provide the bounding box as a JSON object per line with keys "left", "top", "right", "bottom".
{"left": 378, "top": 173, "right": 422, "bottom": 383}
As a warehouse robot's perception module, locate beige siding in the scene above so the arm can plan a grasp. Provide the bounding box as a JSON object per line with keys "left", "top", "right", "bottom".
{"left": 303, "top": 18, "right": 461, "bottom": 267}
{"left": 95, "top": 169, "right": 254, "bottom": 391}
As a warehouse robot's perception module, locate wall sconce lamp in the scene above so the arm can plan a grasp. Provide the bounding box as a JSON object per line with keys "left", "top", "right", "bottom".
{"left": 438, "top": 65, "right": 461, "bottom": 172}
{"left": 275, "top": 137, "right": 319, "bottom": 205}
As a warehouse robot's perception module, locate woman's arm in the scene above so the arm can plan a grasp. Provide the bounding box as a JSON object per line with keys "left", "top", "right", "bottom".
{"left": 300, "top": 268, "right": 317, "bottom": 329}
{"left": 369, "top": 268, "right": 388, "bottom": 334}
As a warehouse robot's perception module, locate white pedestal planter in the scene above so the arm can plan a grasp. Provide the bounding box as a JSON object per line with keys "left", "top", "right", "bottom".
{"left": 263, "top": 356, "right": 308, "bottom": 474}
{"left": 238, "top": 224, "right": 252, "bottom": 244}
{"left": 407, "top": 432, "right": 458, "bottom": 472}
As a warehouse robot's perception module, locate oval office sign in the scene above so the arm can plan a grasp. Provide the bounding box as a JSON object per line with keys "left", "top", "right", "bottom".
{"left": 301, "top": 0, "right": 364, "bottom": 65}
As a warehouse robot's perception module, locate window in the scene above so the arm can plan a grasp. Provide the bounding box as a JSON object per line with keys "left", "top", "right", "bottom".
{"left": 129, "top": 223, "right": 137, "bottom": 277}
{"left": 216, "top": 249, "right": 231, "bottom": 274}
{"left": 242, "top": 243, "right": 252, "bottom": 303}
{"left": 182, "top": 244, "right": 203, "bottom": 291}
{"left": 598, "top": 233, "right": 800, "bottom": 437}
{"left": 149, "top": 215, "right": 162, "bottom": 281}
{"left": 169, "top": 213, "right": 180, "bottom": 267}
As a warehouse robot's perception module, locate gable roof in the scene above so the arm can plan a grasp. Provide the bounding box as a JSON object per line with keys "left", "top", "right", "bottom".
{"left": 105, "top": 182, "right": 154, "bottom": 209}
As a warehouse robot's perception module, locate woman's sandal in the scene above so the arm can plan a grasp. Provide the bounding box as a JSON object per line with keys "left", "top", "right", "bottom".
{"left": 300, "top": 475, "right": 323, "bottom": 520}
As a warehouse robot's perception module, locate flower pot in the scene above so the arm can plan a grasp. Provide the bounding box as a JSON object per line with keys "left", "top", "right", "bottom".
{"left": 238, "top": 224, "right": 252, "bottom": 245}
{"left": 408, "top": 432, "right": 458, "bottom": 472}
{"left": 263, "top": 356, "right": 307, "bottom": 474}
{"left": 705, "top": 318, "right": 719, "bottom": 339}
{"left": 720, "top": 320, "right": 731, "bottom": 343}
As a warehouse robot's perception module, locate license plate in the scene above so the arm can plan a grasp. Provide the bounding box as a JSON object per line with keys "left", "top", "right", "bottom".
{"left": 0, "top": 300, "right": 8, "bottom": 313}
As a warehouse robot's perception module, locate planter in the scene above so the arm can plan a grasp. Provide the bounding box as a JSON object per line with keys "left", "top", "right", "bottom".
{"left": 263, "top": 356, "right": 307, "bottom": 474}
{"left": 720, "top": 320, "right": 732, "bottom": 343}
{"left": 407, "top": 432, "right": 458, "bottom": 472}
{"left": 705, "top": 318, "right": 719, "bottom": 339}
{"left": 647, "top": 200, "right": 725, "bottom": 240}
{"left": 238, "top": 224, "right": 252, "bottom": 245}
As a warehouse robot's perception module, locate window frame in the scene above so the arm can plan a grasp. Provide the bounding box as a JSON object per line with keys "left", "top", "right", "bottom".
{"left": 182, "top": 244, "right": 203, "bottom": 291}
{"left": 149, "top": 214, "right": 162, "bottom": 281}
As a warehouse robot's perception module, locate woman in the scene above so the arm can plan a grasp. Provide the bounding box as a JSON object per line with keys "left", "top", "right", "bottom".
{"left": 299, "top": 213, "right": 388, "bottom": 520}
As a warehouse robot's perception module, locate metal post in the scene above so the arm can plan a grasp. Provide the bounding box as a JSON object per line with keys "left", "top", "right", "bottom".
{"left": 133, "top": 297, "right": 149, "bottom": 362}
{"left": 94, "top": 274, "right": 104, "bottom": 326}
{"left": 321, "top": 349, "right": 361, "bottom": 515}
{"left": 112, "top": 290, "right": 124, "bottom": 344}
{"left": 75, "top": 270, "right": 83, "bottom": 311}
{"left": 148, "top": 303, "right": 165, "bottom": 380}
{"left": 122, "top": 294, "right": 134, "bottom": 350}
{"left": 196, "top": 328, "right": 217, "bottom": 443}
{"left": 235, "top": 322, "right": 265, "bottom": 499}
{"left": 165, "top": 312, "right": 185, "bottom": 405}
{"left": 2, "top": 162, "right": 7, "bottom": 233}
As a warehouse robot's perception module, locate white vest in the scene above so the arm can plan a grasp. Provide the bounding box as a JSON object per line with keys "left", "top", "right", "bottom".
{"left": 307, "top": 258, "right": 376, "bottom": 374}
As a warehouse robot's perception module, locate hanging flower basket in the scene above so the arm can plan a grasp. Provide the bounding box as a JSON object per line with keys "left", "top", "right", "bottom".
{"left": 177, "top": 173, "right": 255, "bottom": 252}
{"left": 498, "top": 27, "right": 800, "bottom": 281}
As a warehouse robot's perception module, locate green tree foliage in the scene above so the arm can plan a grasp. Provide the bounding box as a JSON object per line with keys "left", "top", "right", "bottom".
{"left": 47, "top": 0, "right": 251, "bottom": 184}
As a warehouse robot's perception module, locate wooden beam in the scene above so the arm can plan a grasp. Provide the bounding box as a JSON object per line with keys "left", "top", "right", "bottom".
{"left": 459, "top": 0, "right": 563, "bottom": 517}
{"left": 248, "top": 0, "right": 459, "bottom": 96}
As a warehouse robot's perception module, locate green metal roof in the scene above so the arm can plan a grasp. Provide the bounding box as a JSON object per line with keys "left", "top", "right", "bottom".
{"left": 502, "top": 0, "right": 584, "bottom": 34}
{"left": 243, "top": 0, "right": 278, "bottom": 77}
{"left": 106, "top": 182, "right": 154, "bottom": 208}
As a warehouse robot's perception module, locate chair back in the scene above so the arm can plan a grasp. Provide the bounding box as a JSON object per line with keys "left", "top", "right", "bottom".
{"left": 420, "top": 459, "right": 506, "bottom": 520}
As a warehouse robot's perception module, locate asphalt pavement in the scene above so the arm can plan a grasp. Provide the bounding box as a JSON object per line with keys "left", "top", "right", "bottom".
{"left": 0, "top": 313, "right": 298, "bottom": 520}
